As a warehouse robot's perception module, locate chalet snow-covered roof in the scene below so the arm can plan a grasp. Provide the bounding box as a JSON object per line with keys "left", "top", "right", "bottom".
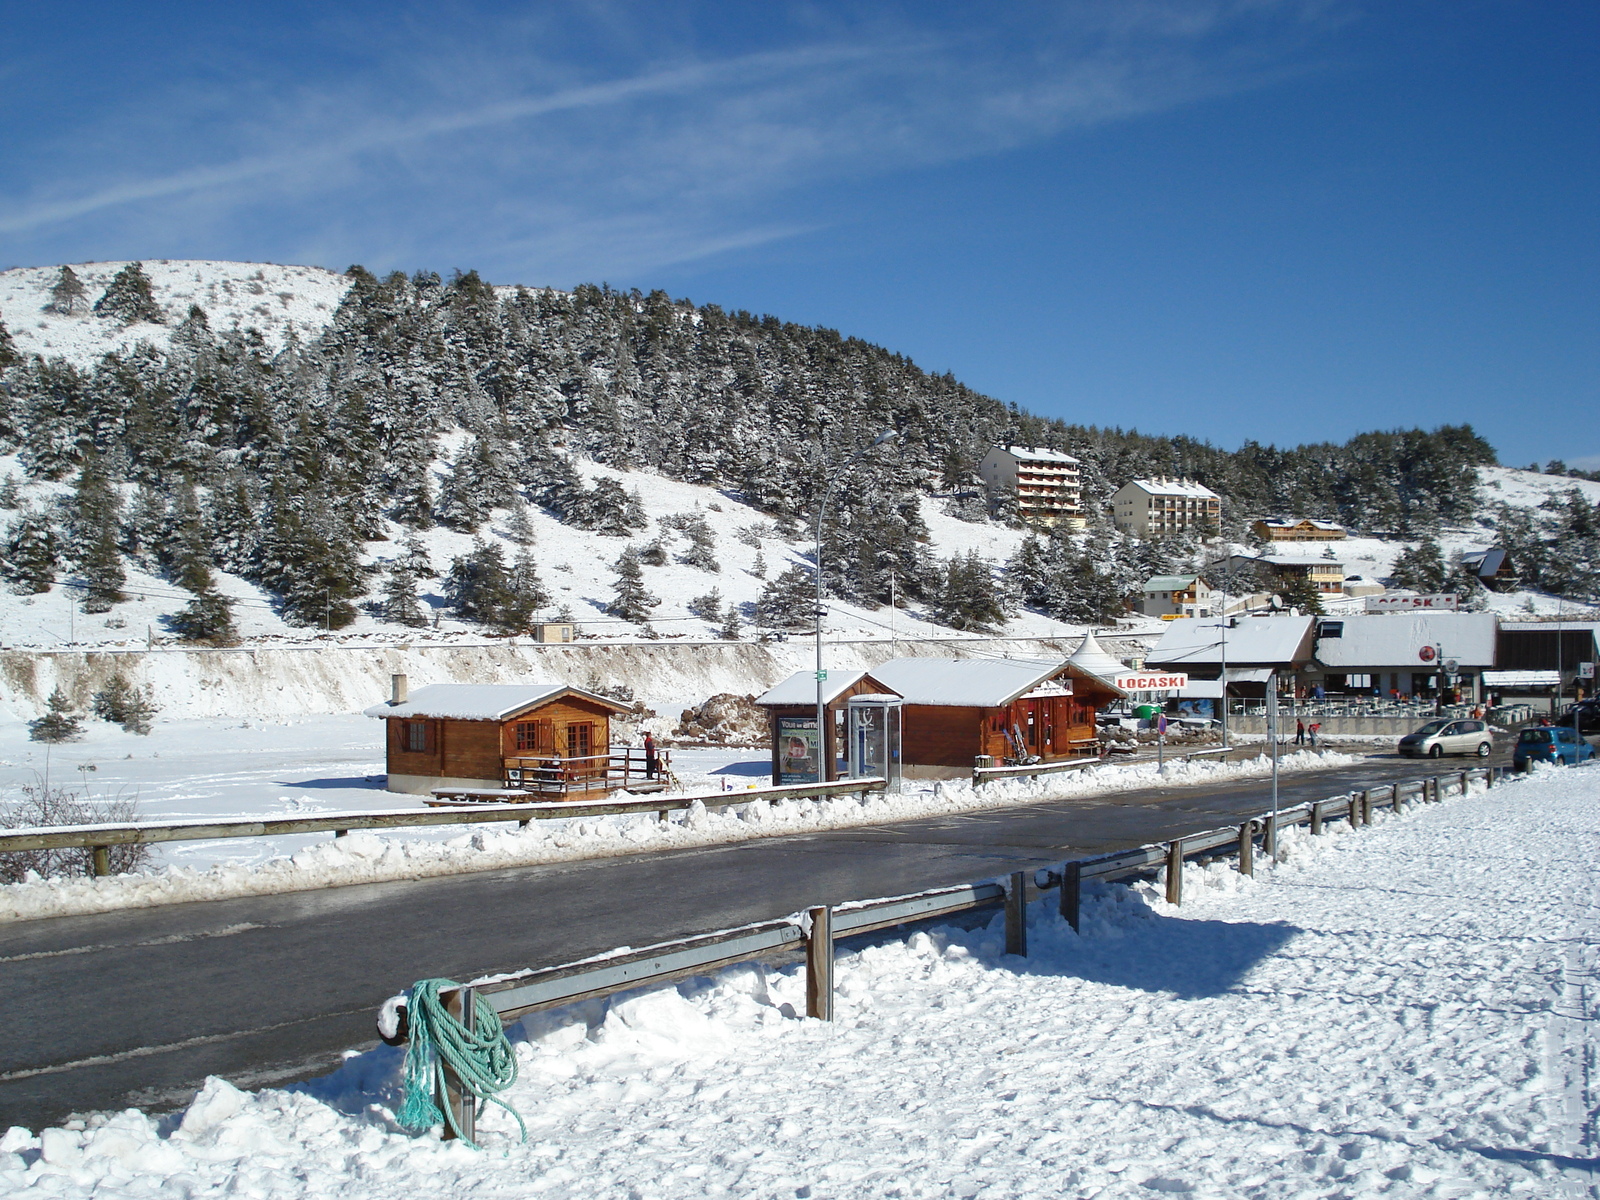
{"left": 869, "top": 657, "right": 1066, "bottom": 708}
{"left": 1256, "top": 516, "right": 1345, "bottom": 532}
{"left": 995, "top": 445, "right": 1080, "bottom": 465}
{"left": 1312, "top": 613, "right": 1497, "bottom": 669}
{"left": 363, "top": 683, "right": 629, "bottom": 721}
{"left": 753, "top": 670, "right": 891, "bottom": 707}
{"left": 1255, "top": 555, "right": 1344, "bottom": 568}
{"left": 1143, "top": 575, "right": 1204, "bottom": 592}
{"left": 1146, "top": 616, "right": 1316, "bottom": 668}
{"left": 1119, "top": 478, "right": 1220, "bottom": 500}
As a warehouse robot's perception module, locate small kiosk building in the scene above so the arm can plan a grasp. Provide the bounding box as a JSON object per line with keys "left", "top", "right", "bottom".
{"left": 752, "top": 669, "right": 898, "bottom": 783}
{"left": 365, "top": 678, "right": 634, "bottom": 796}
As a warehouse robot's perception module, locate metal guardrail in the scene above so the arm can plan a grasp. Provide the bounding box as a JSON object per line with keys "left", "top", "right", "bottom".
{"left": 404, "top": 763, "right": 1520, "bottom": 1139}
{"left": 0, "top": 777, "right": 888, "bottom": 877}
{"left": 972, "top": 743, "right": 1257, "bottom": 786}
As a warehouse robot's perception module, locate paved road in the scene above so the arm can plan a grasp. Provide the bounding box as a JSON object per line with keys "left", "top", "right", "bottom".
{"left": 0, "top": 746, "right": 1507, "bottom": 1129}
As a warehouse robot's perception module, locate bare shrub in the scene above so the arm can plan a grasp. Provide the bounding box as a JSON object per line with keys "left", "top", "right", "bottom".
{"left": 0, "top": 784, "right": 150, "bottom": 882}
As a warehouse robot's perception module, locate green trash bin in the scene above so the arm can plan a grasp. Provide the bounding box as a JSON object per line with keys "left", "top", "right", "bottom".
{"left": 1134, "top": 703, "right": 1160, "bottom": 721}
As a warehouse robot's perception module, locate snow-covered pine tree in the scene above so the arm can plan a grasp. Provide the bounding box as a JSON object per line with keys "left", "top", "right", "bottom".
{"left": 751, "top": 549, "right": 767, "bottom": 579}
{"left": 93, "top": 262, "right": 165, "bottom": 325}
{"left": 379, "top": 561, "right": 427, "bottom": 627}
{"left": 207, "top": 472, "right": 261, "bottom": 575}
{"left": 29, "top": 688, "right": 84, "bottom": 743}
{"left": 0, "top": 317, "right": 15, "bottom": 370}
{"left": 605, "top": 547, "right": 658, "bottom": 623}
{"left": 1, "top": 509, "right": 60, "bottom": 593}
{"left": 1389, "top": 540, "right": 1448, "bottom": 593}
{"left": 503, "top": 500, "right": 536, "bottom": 546}
{"left": 717, "top": 603, "right": 743, "bottom": 640}
{"left": 638, "top": 537, "right": 669, "bottom": 566}
{"left": 687, "top": 589, "right": 723, "bottom": 622}
{"left": 396, "top": 531, "right": 435, "bottom": 579}
{"left": 929, "top": 551, "right": 1006, "bottom": 631}
{"left": 92, "top": 673, "right": 159, "bottom": 734}
{"left": 586, "top": 477, "right": 642, "bottom": 535}
{"left": 443, "top": 539, "right": 514, "bottom": 626}
{"left": 0, "top": 475, "right": 18, "bottom": 508}
{"left": 168, "top": 588, "right": 239, "bottom": 645}
{"left": 499, "top": 549, "right": 550, "bottom": 633}
{"left": 67, "top": 454, "right": 126, "bottom": 612}
{"left": 45, "top": 266, "right": 90, "bottom": 316}
{"left": 678, "top": 513, "right": 719, "bottom": 571}
{"left": 755, "top": 565, "right": 815, "bottom": 632}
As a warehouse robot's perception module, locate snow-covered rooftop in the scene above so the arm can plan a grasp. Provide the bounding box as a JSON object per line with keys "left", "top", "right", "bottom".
{"left": 363, "top": 683, "right": 627, "bottom": 721}
{"left": 1065, "top": 632, "right": 1129, "bottom": 692}
{"left": 997, "top": 445, "right": 1079, "bottom": 465}
{"left": 1313, "top": 613, "right": 1497, "bottom": 669}
{"left": 753, "top": 670, "right": 886, "bottom": 707}
{"left": 1143, "top": 575, "right": 1204, "bottom": 592}
{"left": 1146, "top": 616, "right": 1316, "bottom": 667}
{"left": 1121, "top": 478, "right": 1220, "bottom": 500}
{"left": 869, "top": 657, "right": 1064, "bottom": 708}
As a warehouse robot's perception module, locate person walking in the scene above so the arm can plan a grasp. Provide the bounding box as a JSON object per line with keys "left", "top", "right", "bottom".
{"left": 1295, "top": 718, "right": 1306, "bottom": 746}
{"left": 1308, "top": 721, "right": 1320, "bottom": 747}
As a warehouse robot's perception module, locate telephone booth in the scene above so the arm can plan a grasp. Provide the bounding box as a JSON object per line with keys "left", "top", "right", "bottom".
{"left": 846, "top": 695, "right": 903, "bottom": 792}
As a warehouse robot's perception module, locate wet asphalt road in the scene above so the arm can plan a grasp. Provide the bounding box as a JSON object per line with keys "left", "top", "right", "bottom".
{"left": 0, "top": 744, "right": 1511, "bottom": 1129}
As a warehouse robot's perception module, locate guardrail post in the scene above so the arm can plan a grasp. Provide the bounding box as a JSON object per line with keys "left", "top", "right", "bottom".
{"left": 1060, "top": 861, "right": 1081, "bottom": 932}
{"left": 1165, "top": 840, "right": 1183, "bottom": 905}
{"left": 1263, "top": 814, "right": 1278, "bottom": 862}
{"left": 1359, "top": 789, "right": 1372, "bottom": 825}
{"left": 1237, "top": 821, "right": 1254, "bottom": 876}
{"left": 972, "top": 755, "right": 993, "bottom": 787}
{"left": 1005, "top": 872, "right": 1028, "bottom": 957}
{"left": 440, "top": 986, "right": 476, "bottom": 1143}
{"left": 805, "top": 906, "right": 833, "bottom": 1021}
{"left": 1309, "top": 801, "right": 1322, "bottom": 837}
{"left": 90, "top": 846, "right": 110, "bottom": 877}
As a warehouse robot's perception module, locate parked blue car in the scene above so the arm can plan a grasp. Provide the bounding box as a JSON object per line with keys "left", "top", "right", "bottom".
{"left": 1512, "top": 726, "right": 1596, "bottom": 770}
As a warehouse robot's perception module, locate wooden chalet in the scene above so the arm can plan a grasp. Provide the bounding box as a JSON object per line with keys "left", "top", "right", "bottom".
{"left": 869, "top": 641, "right": 1126, "bottom": 776}
{"left": 752, "top": 669, "right": 898, "bottom": 783}
{"left": 364, "top": 676, "right": 641, "bottom": 799}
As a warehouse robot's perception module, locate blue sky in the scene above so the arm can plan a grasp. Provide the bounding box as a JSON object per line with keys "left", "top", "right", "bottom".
{"left": 1, "top": 1, "right": 1595, "bottom": 468}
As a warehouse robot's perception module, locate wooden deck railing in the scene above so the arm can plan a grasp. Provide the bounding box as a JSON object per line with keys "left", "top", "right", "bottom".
{"left": 501, "top": 748, "right": 671, "bottom": 797}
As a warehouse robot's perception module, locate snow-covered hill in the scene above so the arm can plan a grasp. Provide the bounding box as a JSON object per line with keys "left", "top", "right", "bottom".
{"left": 0, "top": 260, "right": 349, "bottom": 362}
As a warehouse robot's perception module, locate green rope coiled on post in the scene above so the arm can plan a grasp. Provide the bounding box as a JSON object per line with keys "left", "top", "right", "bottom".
{"left": 395, "top": 978, "right": 526, "bottom": 1148}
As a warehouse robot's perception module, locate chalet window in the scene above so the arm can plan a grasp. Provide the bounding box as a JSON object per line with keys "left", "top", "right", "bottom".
{"left": 403, "top": 721, "right": 433, "bottom": 753}
{"left": 516, "top": 719, "right": 555, "bottom": 753}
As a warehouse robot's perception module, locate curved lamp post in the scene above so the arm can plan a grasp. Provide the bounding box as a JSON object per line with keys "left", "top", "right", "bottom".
{"left": 815, "top": 430, "right": 899, "bottom": 780}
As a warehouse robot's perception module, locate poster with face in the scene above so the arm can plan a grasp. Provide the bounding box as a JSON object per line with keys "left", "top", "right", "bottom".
{"left": 776, "top": 716, "right": 820, "bottom": 784}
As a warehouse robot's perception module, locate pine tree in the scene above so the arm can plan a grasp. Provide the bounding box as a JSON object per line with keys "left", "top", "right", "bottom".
{"left": 755, "top": 565, "right": 815, "bottom": 631}
{"left": 379, "top": 561, "right": 427, "bottom": 627}
{"left": 1280, "top": 573, "right": 1325, "bottom": 616}
{"left": 605, "top": 547, "right": 658, "bottom": 622}
{"left": 929, "top": 551, "right": 1006, "bottom": 631}
{"left": 0, "top": 316, "right": 18, "bottom": 370}
{"left": 499, "top": 549, "right": 551, "bottom": 633}
{"left": 92, "top": 673, "right": 158, "bottom": 734}
{"left": 45, "top": 266, "right": 89, "bottom": 316}
{"left": 717, "top": 603, "right": 743, "bottom": 640}
{"left": 396, "top": 531, "right": 435, "bottom": 579}
{"left": 638, "top": 537, "right": 669, "bottom": 566}
{"left": 93, "top": 262, "right": 165, "bottom": 325}
{"left": 688, "top": 589, "right": 723, "bottom": 622}
{"left": 168, "top": 588, "right": 239, "bottom": 645}
{"left": 678, "top": 513, "right": 719, "bottom": 571}
{"left": 67, "top": 454, "right": 126, "bottom": 612}
{"left": 751, "top": 550, "right": 767, "bottom": 579}
{"left": 1, "top": 509, "right": 60, "bottom": 594}
{"left": 503, "top": 500, "right": 536, "bottom": 546}
{"left": 29, "top": 688, "right": 83, "bottom": 743}
{"left": 443, "top": 539, "right": 514, "bottom": 626}
{"left": 1390, "top": 540, "right": 1448, "bottom": 592}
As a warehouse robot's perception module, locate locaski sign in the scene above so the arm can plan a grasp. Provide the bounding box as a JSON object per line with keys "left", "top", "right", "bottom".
{"left": 1113, "top": 672, "right": 1189, "bottom": 692}
{"left": 1366, "top": 594, "right": 1458, "bottom": 611}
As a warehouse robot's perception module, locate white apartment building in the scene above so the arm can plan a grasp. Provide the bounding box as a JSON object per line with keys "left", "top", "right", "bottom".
{"left": 978, "top": 445, "right": 1085, "bottom": 528}
{"left": 1111, "top": 478, "right": 1222, "bottom": 538}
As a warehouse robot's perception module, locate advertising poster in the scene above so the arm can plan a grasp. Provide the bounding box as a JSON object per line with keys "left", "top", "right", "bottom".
{"left": 776, "top": 716, "right": 820, "bottom": 784}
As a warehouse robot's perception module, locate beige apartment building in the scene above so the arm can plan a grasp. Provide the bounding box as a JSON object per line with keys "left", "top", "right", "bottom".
{"left": 978, "top": 445, "right": 1085, "bottom": 528}
{"left": 1110, "top": 478, "right": 1222, "bottom": 538}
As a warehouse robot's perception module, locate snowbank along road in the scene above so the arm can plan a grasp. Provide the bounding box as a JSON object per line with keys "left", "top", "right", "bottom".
{"left": 1, "top": 763, "right": 1596, "bottom": 1197}
{"left": 0, "top": 751, "right": 1514, "bottom": 1132}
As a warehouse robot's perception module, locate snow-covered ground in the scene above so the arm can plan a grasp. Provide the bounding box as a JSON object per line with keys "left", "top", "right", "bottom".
{"left": 0, "top": 712, "right": 1358, "bottom": 922}
{"left": 4, "top": 762, "right": 1594, "bottom": 1198}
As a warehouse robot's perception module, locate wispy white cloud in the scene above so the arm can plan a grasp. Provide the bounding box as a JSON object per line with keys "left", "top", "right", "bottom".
{"left": 0, "top": 2, "right": 1348, "bottom": 279}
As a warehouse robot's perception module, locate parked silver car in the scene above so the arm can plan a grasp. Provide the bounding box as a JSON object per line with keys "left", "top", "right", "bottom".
{"left": 1398, "top": 718, "right": 1492, "bottom": 759}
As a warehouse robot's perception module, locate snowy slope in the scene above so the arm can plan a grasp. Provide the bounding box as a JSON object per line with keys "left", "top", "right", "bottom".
{"left": 0, "top": 260, "right": 349, "bottom": 361}
{"left": 2, "top": 763, "right": 1593, "bottom": 1197}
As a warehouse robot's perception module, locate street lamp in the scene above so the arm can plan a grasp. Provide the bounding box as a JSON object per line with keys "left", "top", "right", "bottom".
{"left": 815, "top": 430, "right": 898, "bottom": 780}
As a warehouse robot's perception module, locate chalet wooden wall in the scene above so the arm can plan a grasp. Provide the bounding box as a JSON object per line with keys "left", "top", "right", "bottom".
{"left": 902, "top": 705, "right": 984, "bottom": 768}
